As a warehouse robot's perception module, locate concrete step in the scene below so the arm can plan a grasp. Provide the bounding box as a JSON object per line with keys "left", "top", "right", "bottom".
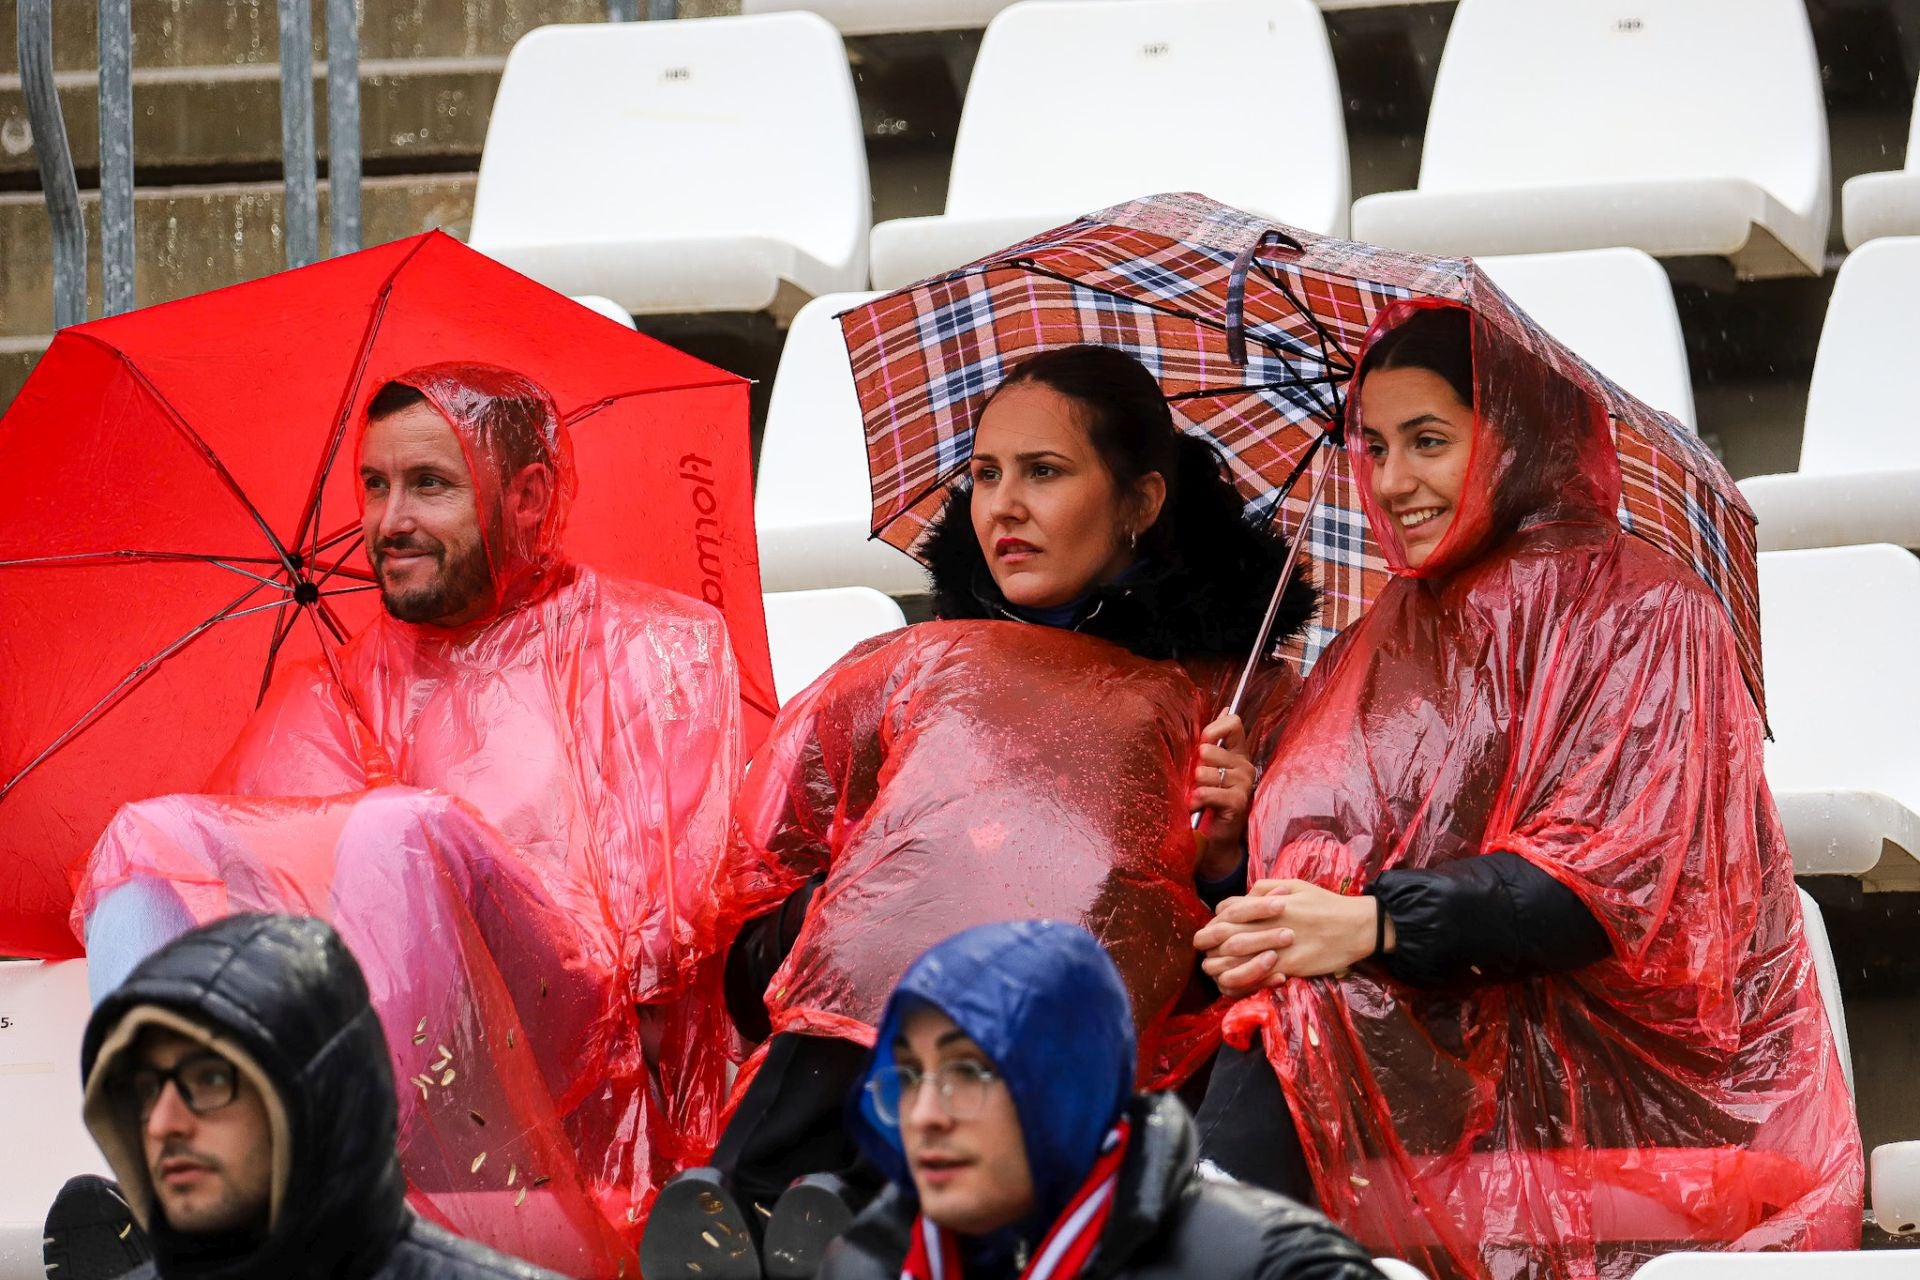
{"left": 0, "top": 1, "right": 608, "bottom": 73}
{"left": 0, "top": 171, "right": 474, "bottom": 353}
{"left": 1, "top": 57, "right": 504, "bottom": 175}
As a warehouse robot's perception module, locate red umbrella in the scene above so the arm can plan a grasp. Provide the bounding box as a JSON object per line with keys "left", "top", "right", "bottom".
{"left": 0, "top": 231, "right": 776, "bottom": 958}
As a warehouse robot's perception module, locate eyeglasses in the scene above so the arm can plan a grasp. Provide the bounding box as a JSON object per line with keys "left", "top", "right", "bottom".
{"left": 122, "top": 1052, "right": 242, "bottom": 1119}
{"left": 865, "top": 1060, "right": 1000, "bottom": 1127}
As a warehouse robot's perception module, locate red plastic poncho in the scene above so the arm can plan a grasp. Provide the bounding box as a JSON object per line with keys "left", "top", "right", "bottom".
{"left": 718, "top": 620, "right": 1297, "bottom": 1094}
{"left": 1226, "top": 302, "right": 1862, "bottom": 1278}
{"left": 73, "top": 365, "right": 740, "bottom": 1274}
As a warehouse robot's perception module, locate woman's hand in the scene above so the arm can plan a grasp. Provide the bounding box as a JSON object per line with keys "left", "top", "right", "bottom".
{"left": 1192, "top": 712, "right": 1256, "bottom": 872}
{"left": 1193, "top": 879, "right": 1390, "bottom": 996}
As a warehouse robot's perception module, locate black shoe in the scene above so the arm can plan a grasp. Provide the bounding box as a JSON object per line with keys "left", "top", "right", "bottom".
{"left": 761, "top": 1174, "right": 855, "bottom": 1280}
{"left": 43, "top": 1175, "right": 152, "bottom": 1279}
{"left": 640, "top": 1167, "right": 761, "bottom": 1280}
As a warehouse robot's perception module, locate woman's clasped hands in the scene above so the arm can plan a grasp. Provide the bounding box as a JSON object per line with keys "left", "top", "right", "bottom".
{"left": 1194, "top": 879, "right": 1394, "bottom": 998}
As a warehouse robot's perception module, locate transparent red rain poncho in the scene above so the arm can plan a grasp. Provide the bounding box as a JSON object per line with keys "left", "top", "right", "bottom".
{"left": 716, "top": 621, "right": 1297, "bottom": 1094}
{"left": 73, "top": 364, "right": 740, "bottom": 1275}
{"left": 1224, "top": 301, "right": 1863, "bottom": 1278}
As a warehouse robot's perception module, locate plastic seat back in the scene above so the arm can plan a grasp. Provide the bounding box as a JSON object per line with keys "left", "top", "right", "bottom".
{"left": 1475, "top": 249, "right": 1695, "bottom": 430}
{"left": 1759, "top": 545, "right": 1920, "bottom": 822}
{"left": 471, "top": 15, "right": 867, "bottom": 280}
{"left": 1793, "top": 888, "right": 1853, "bottom": 1098}
{"left": 739, "top": 0, "right": 1026, "bottom": 34}
{"left": 0, "top": 960, "right": 108, "bottom": 1279}
{"left": 1635, "top": 1252, "right": 1920, "bottom": 1276}
{"left": 1417, "top": 0, "right": 1826, "bottom": 227}
{"left": 947, "top": 0, "right": 1348, "bottom": 234}
{"left": 1799, "top": 237, "right": 1920, "bottom": 474}
{"left": 756, "top": 292, "right": 929, "bottom": 595}
{"left": 763, "top": 588, "right": 908, "bottom": 702}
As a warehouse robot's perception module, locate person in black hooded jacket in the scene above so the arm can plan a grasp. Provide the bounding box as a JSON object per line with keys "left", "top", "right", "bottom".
{"left": 62, "top": 912, "right": 568, "bottom": 1280}
{"left": 643, "top": 345, "right": 1317, "bottom": 1280}
{"left": 819, "top": 919, "right": 1383, "bottom": 1280}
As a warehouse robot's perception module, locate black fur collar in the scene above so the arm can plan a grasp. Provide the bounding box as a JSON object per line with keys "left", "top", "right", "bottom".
{"left": 918, "top": 489, "right": 1318, "bottom": 664}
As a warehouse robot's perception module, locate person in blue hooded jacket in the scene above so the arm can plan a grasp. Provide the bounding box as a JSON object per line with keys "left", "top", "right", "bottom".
{"left": 812, "top": 920, "right": 1383, "bottom": 1280}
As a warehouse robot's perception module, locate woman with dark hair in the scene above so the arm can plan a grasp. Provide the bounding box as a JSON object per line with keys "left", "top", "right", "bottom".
{"left": 641, "top": 345, "right": 1316, "bottom": 1280}
{"left": 1192, "top": 303, "right": 1861, "bottom": 1278}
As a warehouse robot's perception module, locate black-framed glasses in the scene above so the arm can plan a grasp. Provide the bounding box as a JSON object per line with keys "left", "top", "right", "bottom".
{"left": 122, "top": 1051, "right": 242, "bottom": 1119}
{"left": 865, "top": 1060, "right": 1000, "bottom": 1127}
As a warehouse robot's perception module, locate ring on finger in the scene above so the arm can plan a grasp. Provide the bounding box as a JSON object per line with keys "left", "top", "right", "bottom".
{"left": 1217, "top": 765, "right": 1228, "bottom": 786}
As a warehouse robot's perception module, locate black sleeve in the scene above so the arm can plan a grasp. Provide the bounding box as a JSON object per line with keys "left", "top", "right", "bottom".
{"left": 723, "top": 875, "right": 825, "bottom": 1041}
{"left": 1195, "top": 848, "right": 1249, "bottom": 911}
{"left": 1367, "top": 851, "right": 1612, "bottom": 988}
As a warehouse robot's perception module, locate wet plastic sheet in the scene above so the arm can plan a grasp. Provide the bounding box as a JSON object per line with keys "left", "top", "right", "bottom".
{"left": 72, "top": 366, "right": 742, "bottom": 1274}
{"left": 1226, "top": 302, "right": 1863, "bottom": 1278}
{"left": 718, "top": 619, "right": 1295, "bottom": 1098}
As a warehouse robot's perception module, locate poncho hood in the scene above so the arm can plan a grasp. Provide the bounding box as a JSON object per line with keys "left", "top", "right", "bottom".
{"left": 1345, "top": 298, "right": 1621, "bottom": 581}
{"left": 353, "top": 361, "right": 577, "bottom": 626}
{"left": 849, "top": 921, "right": 1136, "bottom": 1228}
{"left": 80, "top": 913, "right": 410, "bottom": 1280}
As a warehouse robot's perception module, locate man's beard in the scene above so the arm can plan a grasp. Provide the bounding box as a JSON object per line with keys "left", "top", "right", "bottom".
{"left": 374, "top": 534, "right": 495, "bottom": 624}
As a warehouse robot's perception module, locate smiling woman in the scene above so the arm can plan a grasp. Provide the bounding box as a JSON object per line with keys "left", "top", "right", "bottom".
{"left": 1355, "top": 307, "right": 1477, "bottom": 570}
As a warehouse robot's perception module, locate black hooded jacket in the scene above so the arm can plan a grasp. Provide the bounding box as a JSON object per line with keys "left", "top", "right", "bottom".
{"left": 80, "top": 913, "right": 565, "bottom": 1280}
{"left": 918, "top": 488, "right": 1317, "bottom": 665}
{"left": 820, "top": 1093, "right": 1383, "bottom": 1280}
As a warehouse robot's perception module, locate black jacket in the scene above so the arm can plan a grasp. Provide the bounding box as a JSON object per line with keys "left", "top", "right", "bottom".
{"left": 80, "top": 913, "right": 565, "bottom": 1280}
{"left": 919, "top": 487, "right": 1317, "bottom": 665}
{"left": 818, "top": 1094, "right": 1382, "bottom": 1280}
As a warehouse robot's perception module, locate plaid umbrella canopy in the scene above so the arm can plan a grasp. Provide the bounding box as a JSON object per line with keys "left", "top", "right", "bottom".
{"left": 837, "top": 192, "right": 1764, "bottom": 716}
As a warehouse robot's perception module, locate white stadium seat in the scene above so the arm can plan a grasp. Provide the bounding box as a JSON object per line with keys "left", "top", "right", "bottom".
{"left": 1758, "top": 544, "right": 1920, "bottom": 886}
{"left": 1474, "top": 249, "right": 1696, "bottom": 430}
{"left": 469, "top": 14, "right": 870, "bottom": 319}
{"left": 1634, "top": 1252, "right": 1920, "bottom": 1276}
{"left": 756, "top": 293, "right": 931, "bottom": 596}
{"left": 567, "top": 295, "right": 638, "bottom": 329}
{"left": 1841, "top": 73, "right": 1920, "bottom": 248}
{"left": 868, "top": 0, "right": 1349, "bottom": 291}
{"left": 1795, "top": 888, "right": 1853, "bottom": 1099}
{"left": 1739, "top": 237, "right": 1920, "bottom": 552}
{"left": 0, "top": 960, "right": 108, "bottom": 1280}
{"left": 1351, "top": 0, "right": 1831, "bottom": 279}
{"left": 763, "top": 588, "right": 908, "bottom": 702}
{"left": 1372, "top": 1260, "right": 1431, "bottom": 1280}
{"left": 739, "top": 0, "right": 1025, "bottom": 35}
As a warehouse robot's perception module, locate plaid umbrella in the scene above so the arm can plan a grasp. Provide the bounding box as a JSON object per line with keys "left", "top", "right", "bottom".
{"left": 837, "top": 192, "right": 1764, "bottom": 717}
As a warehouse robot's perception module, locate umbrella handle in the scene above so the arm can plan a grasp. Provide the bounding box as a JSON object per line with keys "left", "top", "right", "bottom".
{"left": 1224, "top": 228, "right": 1305, "bottom": 367}
{"left": 1191, "top": 435, "right": 1340, "bottom": 831}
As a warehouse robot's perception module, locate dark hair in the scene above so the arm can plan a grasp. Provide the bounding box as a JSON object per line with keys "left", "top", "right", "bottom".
{"left": 367, "top": 381, "right": 427, "bottom": 420}
{"left": 987, "top": 344, "right": 1238, "bottom": 564}
{"left": 365, "top": 378, "right": 553, "bottom": 478}
{"left": 1355, "top": 305, "right": 1475, "bottom": 409}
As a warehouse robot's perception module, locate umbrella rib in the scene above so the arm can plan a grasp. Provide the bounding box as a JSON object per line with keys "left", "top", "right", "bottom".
{"left": 68, "top": 333, "right": 297, "bottom": 573}
{"left": 0, "top": 578, "right": 275, "bottom": 800}
{"left": 0, "top": 550, "right": 286, "bottom": 571}
{"left": 256, "top": 592, "right": 304, "bottom": 707}
{"left": 1005, "top": 261, "right": 1336, "bottom": 371}
{"left": 293, "top": 234, "right": 434, "bottom": 558}
{"left": 312, "top": 531, "right": 371, "bottom": 590}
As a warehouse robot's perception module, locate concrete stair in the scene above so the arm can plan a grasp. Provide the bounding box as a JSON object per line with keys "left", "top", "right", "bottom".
{"left": 1, "top": 0, "right": 733, "bottom": 407}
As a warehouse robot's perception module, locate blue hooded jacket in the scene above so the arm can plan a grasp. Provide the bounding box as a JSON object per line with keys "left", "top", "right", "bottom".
{"left": 849, "top": 920, "right": 1137, "bottom": 1241}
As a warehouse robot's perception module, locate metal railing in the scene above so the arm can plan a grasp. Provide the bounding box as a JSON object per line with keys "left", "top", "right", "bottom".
{"left": 19, "top": 0, "right": 680, "bottom": 332}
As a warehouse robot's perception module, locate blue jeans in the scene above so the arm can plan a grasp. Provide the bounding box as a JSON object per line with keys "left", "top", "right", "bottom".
{"left": 83, "top": 876, "right": 195, "bottom": 1006}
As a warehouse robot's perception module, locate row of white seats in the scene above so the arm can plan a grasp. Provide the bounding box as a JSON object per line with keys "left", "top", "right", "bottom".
{"left": 738, "top": 0, "right": 1438, "bottom": 37}
{"left": 469, "top": 0, "right": 1920, "bottom": 323}
{"left": 6, "top": 882, "right": 1906, "bottom": 1280}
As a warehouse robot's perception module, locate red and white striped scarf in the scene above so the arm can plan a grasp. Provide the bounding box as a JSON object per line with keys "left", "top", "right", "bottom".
{"left": 899, "top": 1119, "right": 1131, "bottom": 1280}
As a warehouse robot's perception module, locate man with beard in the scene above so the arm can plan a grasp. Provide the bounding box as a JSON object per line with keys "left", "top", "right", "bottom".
{"left": 67, "top": 364, "right": 741, "bottom": 1277}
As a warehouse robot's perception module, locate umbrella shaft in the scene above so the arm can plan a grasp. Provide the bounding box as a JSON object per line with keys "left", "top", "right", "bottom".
{"left": 1224, "top": 441, "right": 1336, "bottom": 722}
